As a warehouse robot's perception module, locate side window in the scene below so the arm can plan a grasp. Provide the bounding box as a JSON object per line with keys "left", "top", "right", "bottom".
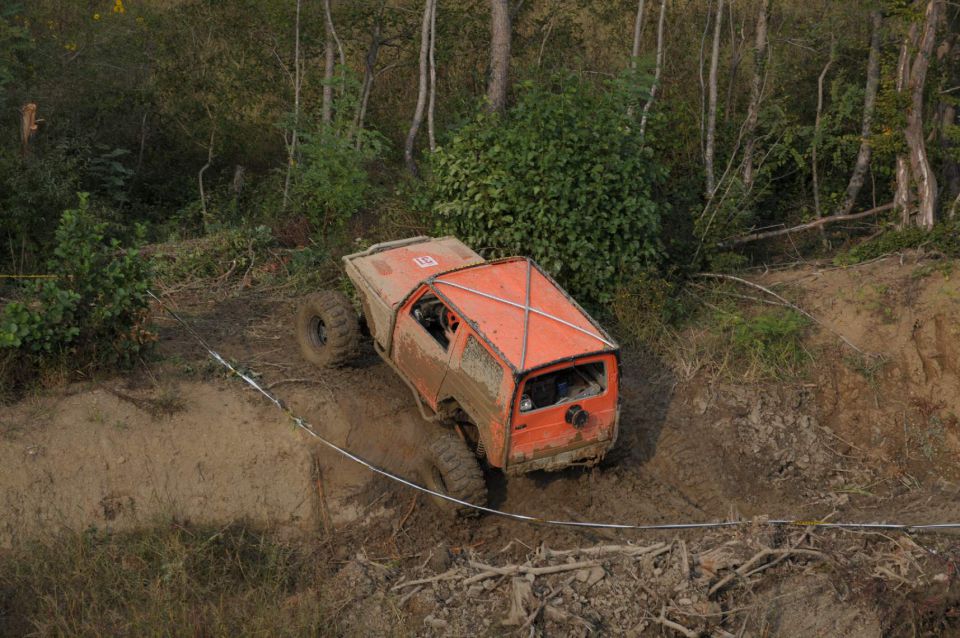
{"left": 461, "top": 335, "right": 503, "bottom": 401}
{"left": 410, "top": 292, "right": 460, "bottom": 349}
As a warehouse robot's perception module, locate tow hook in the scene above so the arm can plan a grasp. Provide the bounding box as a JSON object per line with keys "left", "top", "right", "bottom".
{"left": 565, "top": 404, "right": 589, "bottom": 429}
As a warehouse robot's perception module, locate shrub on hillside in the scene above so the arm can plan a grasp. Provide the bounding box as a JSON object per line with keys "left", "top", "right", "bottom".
{"left": 290, "top": 126, "right": 384, "bottom": 236}
{"left": 0, "top": 194, "right": 152, "bottom": 386}
{"left": 431, "top": 74, "right": 666, "bottom": 305}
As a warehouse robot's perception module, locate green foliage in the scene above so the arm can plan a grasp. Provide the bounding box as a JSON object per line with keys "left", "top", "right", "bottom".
{"left": 0, "top": 194, "right": 152, "bottom": 373}
{"left": 290, "top": 125, "right": 384, "bottom": 235}
{"left": 0, "top": 523, "right": 329, "bottom": 636}
{"left": 0, "top": 5, "right": 29, "bottom": 99}
{"left": 431, "top": 73, "right": 666, "bottom": 305}
{"left": 0, "top": 145, "right": 84, "bottom": 262}
{"left": 611, "top": 271, "right": 691, "bottom": 347}
{"left": 834, "top": 219, "right": 960, "bottom": 265}
{"left": 718, "top": 308, "right": 812, "bottom": 378}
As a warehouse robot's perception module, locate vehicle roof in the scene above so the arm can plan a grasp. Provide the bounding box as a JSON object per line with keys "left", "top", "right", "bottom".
{"left": 344, "top": 236, "right": 485, "bottom": 308}
{"left": 430, "top": 258, "right": 618, "bottom": 374}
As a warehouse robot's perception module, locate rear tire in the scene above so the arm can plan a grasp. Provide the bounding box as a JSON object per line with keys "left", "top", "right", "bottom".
{"left": 421, "top": 432, "right": 487, "bottom": 516}
{"left": 296, "top": 291, "right": 360, "bottom": 368}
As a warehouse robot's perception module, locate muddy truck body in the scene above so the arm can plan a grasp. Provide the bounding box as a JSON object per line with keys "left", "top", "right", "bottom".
{"left": 296, "top": 236, "right": 620, "bottom": 512}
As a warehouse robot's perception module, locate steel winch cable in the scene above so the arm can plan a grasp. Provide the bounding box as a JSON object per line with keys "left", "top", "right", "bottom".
{"left": 148, "top": 290, "right": 960, "bottom": 534}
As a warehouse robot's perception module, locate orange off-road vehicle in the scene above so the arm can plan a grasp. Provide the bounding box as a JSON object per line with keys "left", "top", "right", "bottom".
{"left": 296, "top": 236, "right": 620, "bottom": 512}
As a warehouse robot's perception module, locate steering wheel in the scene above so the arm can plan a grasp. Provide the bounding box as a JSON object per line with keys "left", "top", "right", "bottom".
{"left": 441, "top": 306, "right": 460, "bottom": 333}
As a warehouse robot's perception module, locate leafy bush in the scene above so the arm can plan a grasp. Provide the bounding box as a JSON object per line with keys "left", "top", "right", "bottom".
{"left": 834, "top": 219, "right": 960, "bottom": 265}
{"left": 290, "top": 126, "right": 384, "bottom": 236}
{"left": 0, "top": 194, "right": 152, "bottom": 381}
{"left": 431, "top": 73, "right": 666, "bottom": 305}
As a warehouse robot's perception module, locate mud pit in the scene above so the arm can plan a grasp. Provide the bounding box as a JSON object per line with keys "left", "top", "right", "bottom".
{"left": 3, "top": 253, "right": 960, "bottom": 634}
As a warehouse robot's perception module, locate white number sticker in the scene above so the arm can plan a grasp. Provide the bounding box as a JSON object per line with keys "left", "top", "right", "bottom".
{"left": 413, "top": 256, "right": 439, "bottom": 268}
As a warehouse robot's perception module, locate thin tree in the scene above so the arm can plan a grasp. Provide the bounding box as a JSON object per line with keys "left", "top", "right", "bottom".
{"left": 838, "top": 10, "right": 882, "bottom": 216}
{"left": 897, "top": 0, "right": 944, "bottom": 228}
{"left": 698, "top": 3, "right": 713, "bottom": 163}
{"left": 487, "top": 0, "right": 511, "bottom": 114}
{"left": 352, "top": 4, "right": 387, "bottom": 149}
{"left": 282, "top": 0, "right": 302, "bottom": 213}
{"left": 741, "top": 0, "right": 769, "bottom": 192}
{"left": 894, "top": 23, "right": 919, "bottom": 216}
{"left": 322, "top": 0, "right": 335, "bottom": 125}
{"left": 427, "top": 0, "right": 438, "bottom": 152}
{"left": 704, "top": 0, "right": 724, "bottom": 197}
{"left": 405, "top": 0, "right": 435, "bottom": 175}
{"left": 630, "top": 0, "right": 646, "bottom": 68}
{"left": 323, "top": 0, "right": 346, "bottom": 92}
{"left": 626, "top": 0, "right": 645, "bottom": 119}
{"left": 639, "top": 0, "right": 666, "bottom": 139}
{"left": 811, "top": 34, "right": 836, "bottom": 241}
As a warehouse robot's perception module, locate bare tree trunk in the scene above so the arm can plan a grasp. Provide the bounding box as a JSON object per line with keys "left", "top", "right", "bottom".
{"left": 19, "top": 103, "right": 39, "bottom": 157}
{"left": 704, "top": 0, "right": 724, "bottom": 197}
{"left": 352, "top": 9, "right": 384, "bottom": 149}
{"left": 741, "top": 0, "right": 769, "bottom": 192}
{"left": 322, "top": 6, "right": 335, "bottom": 125}
{"left": 639, "top": 0, "right": 666, "bottom": 138}
{"left": 323, "top": 0, "right": 346, "bottom": 97}
{"left": 199, "top": 127, "right": 215, "bottom": 229}
{"left": 626, "top": 0, "right": 646, "bottom": 118}
{"left": 698, "top": 3, "right": 713, "bottom": 163}
{"left": 427, "top": 0, "right": 438, "bottom": 152}
{"left": 405, "top": 0, "right": 434, "bottom": 176}
{"left": 895, "top": 24, "right": 919, "bottom": 221}
{"left": 723, "top": 2, "right": 743, "bottom": 124}
{"left": 838, "top": 10, "right": 882, "bottom": 216}
{"left": 811, "top": 36, "right": 836, "bottom": 241}
{"left": 898, "top": 0, "right": 942, "bottom": 228}
{"left": 282, "top": 0, "right": 302, "bottom": 213}
{"left": 937, "top": 22, "right": 959, "bottom": 218}
{"left": 631, "top": 0, "right": 646, "bottom": 68}
{"left": 487, "top": 0, "right": 511, "bottom": 114}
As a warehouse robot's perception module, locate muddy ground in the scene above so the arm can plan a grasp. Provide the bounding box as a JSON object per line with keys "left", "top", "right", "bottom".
{"left": 2, "top": 252, "right": 960, "bottom": 635}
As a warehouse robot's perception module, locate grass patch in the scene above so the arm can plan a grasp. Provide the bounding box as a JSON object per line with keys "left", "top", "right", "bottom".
{"left": 612, "top": 275, "right": 812, "bottom": 381}
{"left": 835, "top": 220, "right": 960, "bottom": 265}
{"left": 0, "top": 523, "right": 330, "bottom": 636}
{"left": 714, "top": 307, "right": 812, "bottom": 379}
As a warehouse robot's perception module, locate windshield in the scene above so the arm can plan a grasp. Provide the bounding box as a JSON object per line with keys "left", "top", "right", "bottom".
{"left": 518, "top": 361, "right": 606, "bottom": 413}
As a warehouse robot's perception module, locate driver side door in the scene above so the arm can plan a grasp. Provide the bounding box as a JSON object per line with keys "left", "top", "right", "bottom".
{"left": 392, "top": 286, "right": 460, "bottom": 410}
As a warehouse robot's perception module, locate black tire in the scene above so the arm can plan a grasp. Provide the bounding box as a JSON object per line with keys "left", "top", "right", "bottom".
{"left": 421, "top": 432, "right": 487, "bottom": 516}
{"left": 296, "top": 290, "right": 360, "bottom": 368}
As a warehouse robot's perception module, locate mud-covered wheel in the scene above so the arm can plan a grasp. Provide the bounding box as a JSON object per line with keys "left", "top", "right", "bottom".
{"left": 296, "top": 290, "right": 360, "bottom": 368}
{"left": 421, "top": 432, "right": 487, "bottom": 516}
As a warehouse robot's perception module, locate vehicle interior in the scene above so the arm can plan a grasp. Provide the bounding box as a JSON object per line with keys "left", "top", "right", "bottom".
{"left": 411, "top": 292, "right": 459, "bottom": 349}
{"left": 518, "top": 361, "right": 606, "bottom": 412}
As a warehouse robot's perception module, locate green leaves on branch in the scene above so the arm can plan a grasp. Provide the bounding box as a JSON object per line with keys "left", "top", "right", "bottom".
{"left": 431, "top": 73, "right": 667, "bottom": 305}
{"left": 290, "top": 125, "right": 384, "bottom": 236}
{"left": 0, "top": 193, "right": 153, "bottom": 369}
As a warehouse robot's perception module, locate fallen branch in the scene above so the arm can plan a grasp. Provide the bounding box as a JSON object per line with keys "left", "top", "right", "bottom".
{"left": 708, "top": 547, "right": 826, "bottom": 596}
{"left": 537, "top": 542, "right": 667, "bottom": 560}
{"left": 720, "top": 202, "right": 895, "bottom": 247}
{"left": 463, "top": 559, "right": 601, "bottom": 585}
{"left": 651, "top": 606, "right": 700, "bottom": 638}
{"left": 391, "top": 567, "right": 462, "bottom": 590}
{"left": 697, "top": 272, "right": 870, "bottom": 355}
